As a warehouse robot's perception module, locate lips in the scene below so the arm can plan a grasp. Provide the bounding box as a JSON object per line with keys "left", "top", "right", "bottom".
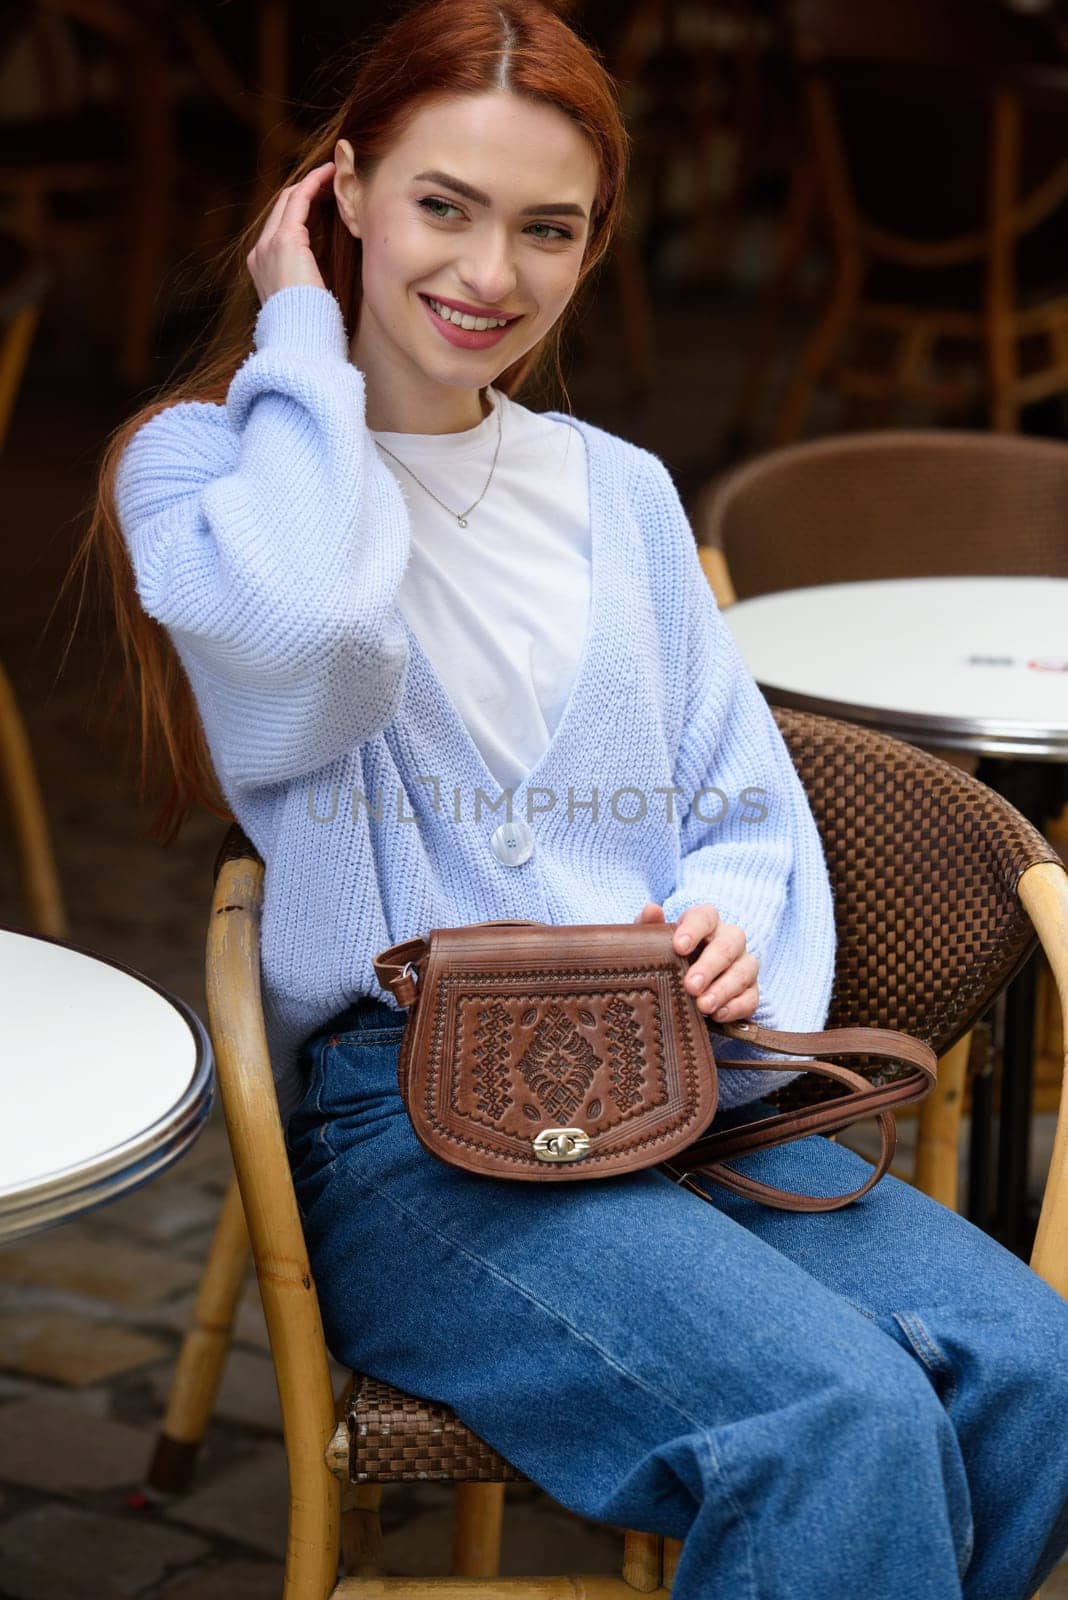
{"left": 419, "top": 293, "right": 520, "bottom": 325}
{"left": 418, "top": 293, "right": 522, "bottom": 350}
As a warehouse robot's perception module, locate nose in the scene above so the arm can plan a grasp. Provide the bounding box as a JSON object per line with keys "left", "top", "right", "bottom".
{"left": 457, "top": 229, "right": 519, "bottom": 310}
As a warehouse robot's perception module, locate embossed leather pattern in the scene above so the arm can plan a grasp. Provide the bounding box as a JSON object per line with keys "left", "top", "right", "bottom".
{"left": 372, "top": 921, "right": 938, "bottom": 1212}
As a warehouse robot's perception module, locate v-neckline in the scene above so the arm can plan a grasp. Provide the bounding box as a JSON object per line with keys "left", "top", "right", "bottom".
{"left": 392, "top": 409, "right": 603, "bottom": 811}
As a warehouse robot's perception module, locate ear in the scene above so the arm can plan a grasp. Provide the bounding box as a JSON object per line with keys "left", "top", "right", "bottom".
{"left": 334, "top": 138, "right": 362, "bottom": 238}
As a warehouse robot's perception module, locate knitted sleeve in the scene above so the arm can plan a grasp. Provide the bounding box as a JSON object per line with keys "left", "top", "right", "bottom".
{"left": 640, "top": 453, "right": 837, "bottom": 1098}
{"left": 114, "top": 284, "right": 410, "bottom": 791}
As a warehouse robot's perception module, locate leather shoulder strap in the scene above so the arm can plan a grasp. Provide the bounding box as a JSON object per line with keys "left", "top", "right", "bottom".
{"left": 714, "top": 1017, "right": 935, "bottom": 1076}
{"left": 666, "top": 1021, "right": 939, "bottom": 1212}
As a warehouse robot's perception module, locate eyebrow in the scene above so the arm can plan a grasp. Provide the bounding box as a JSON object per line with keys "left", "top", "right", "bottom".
{"left": 411, "top": 169, "right": 589, "bottom": 220}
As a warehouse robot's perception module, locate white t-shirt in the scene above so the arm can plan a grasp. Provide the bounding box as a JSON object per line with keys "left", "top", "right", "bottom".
{"left": 370, "top": 384, "right": 591, "bottom": 793}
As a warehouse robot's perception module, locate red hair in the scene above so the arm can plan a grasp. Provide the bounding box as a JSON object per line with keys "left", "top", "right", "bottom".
{"left": 66, "top": 0, "right": 631, "bottom": 841}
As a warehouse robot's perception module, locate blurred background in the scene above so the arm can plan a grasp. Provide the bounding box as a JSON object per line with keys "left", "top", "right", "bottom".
{"left": 2, "top": 1, "right": 1068, "bottom": 1595}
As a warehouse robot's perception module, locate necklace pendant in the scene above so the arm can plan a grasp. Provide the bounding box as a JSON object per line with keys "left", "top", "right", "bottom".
{"left": 458, "top": 516, "right": 468, "bottom": 527}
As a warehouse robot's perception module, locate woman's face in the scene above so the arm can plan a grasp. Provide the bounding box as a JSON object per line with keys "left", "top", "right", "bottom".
{"left": 334, "top": 89, "right": 600, "bottom": 432}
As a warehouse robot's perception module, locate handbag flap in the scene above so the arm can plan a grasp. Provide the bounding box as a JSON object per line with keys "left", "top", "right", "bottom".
{"left": 399, "top": 922, "right": 718, "bottom": 1180}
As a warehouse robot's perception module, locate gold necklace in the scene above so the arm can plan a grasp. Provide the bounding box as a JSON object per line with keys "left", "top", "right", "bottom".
{"left": 372, "top": 392, "right": 503, "bottom": 528}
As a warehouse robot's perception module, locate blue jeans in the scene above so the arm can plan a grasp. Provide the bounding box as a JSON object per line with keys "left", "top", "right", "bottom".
{"left": 286, "top": 997, "right": 1068, "bottom": 1600}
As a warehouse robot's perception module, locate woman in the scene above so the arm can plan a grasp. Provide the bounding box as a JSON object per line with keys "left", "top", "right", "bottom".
{"left": 83, "top": 1, "right": 1068, "bottom": 1593}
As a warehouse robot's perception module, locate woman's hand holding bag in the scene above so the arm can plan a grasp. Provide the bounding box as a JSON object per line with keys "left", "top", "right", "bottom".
{"left": 372, "top": 920, "right": 937, "bottom": 1213}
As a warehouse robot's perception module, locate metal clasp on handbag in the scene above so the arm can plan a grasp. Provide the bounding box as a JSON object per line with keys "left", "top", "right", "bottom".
{"left": 533, "top": 1127, "right": 591, "bottom": 1163}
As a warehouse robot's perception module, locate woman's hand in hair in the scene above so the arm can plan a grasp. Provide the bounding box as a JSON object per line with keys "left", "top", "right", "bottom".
{"left": 634, "top": 902, "right": 759, "bottom": 1023}
{"left": 246, "top": 161, "right": 336, "bottom": 306}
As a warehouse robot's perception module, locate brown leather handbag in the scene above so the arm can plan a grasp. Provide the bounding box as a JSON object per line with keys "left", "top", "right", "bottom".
{"left": 371, "top": 920, "right": 937, "bottom": 1213}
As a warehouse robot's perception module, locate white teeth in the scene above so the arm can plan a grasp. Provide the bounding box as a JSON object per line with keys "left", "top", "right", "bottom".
{"left": 428, "top": 297, "right": 509, "bottom": 331}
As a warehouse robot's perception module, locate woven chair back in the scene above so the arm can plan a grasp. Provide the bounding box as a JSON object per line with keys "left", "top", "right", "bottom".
{"left": 772, "top": 708, "right": 1061, "bottom": 1104}
{"left": 706, "top": 431, "right": 1068, "bottom": 600}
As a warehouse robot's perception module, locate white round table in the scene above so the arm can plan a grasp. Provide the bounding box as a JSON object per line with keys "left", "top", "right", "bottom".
{"left": 723, "top": 574, "right": 1068, "bottom": 1256}
{"left": 722, "top": 575, "right": 1068, "bottom": 759}
{"left": 0, "top": 927, "right": 214, "bottom": 1243}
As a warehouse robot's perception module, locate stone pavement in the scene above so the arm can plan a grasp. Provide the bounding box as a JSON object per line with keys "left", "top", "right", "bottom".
{"left": 0, "top": 1104, "right": 629, "bottom": 1598}
{"left": 2, "top": 218, "right": 1068, "bottom": 1596}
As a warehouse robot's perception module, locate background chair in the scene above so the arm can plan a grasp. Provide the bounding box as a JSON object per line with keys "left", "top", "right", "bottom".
{"left": 767, "top": 0, "right": 1068, "bottom": 440}
{"left": 694, "top": 426, "right": 1068, "bottom": 605}
{"left": 694, "top": 425, "right": 1068, "bottom": 1205}
{"left": 0, "top": 0, "right": 308, "bottom": 387}
{"left": 154, "top": 707, "right": 1068, "bottom": 1597}
{"left": 0, "top": 228, "right": 66, "bottom": 938}
{"left": 0, "top": 0, "right": 177, "bottom": 388}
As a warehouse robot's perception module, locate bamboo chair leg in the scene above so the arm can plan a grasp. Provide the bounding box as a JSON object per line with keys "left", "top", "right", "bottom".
{"left": 342, "top": 1483, "right": 386, "bottom": 1578}
{"left": 986, "top": 90, "right": 1021, "bottom": 435}
{"left": 121, "top": 35, "right": 173, "bottom": 387}
{"left": 452, "top": 1483, "right": 506, "bottom": 1578}
{"left": 622, "top": 1529, "right": 662, "bottom": 1591}
{"left": 0, "top": 657, "right": 67, "bottom": 938}
{"left": 662, "top": 1536, "right": 682, "bottom": 1589}
{"left": 0, "top": 301, "right": 43, "bottom": 451}
{"left": 726, "top": 154, "right": 817, "bottom": 449}
{"left": 208, "top": 856, "right": 341, "bottom": 1599}
{"left": 146, "top": 1173, "right": 251, "bottom": 1492}
{"left": 773, "top": 259, "right": 862, "bottom": 445}
{"left": 1023, "top": 866, "right": 1068, "bottom": 1299}
{"left": 913, "top": 1032, "right": 972, "bottom": 1210}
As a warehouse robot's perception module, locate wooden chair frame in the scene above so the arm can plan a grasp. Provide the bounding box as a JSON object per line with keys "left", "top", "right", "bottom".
{"left": 0, "top": 657, "right": 67, "bottom": 938}
{"left": 187, "top": 725, "right": 1068, "bottom": 1599}
{"left": 0, "top": 0, "right": 177, "bottom": 387}
{"left": 775, "top": 63, "right": 1068, "bottom": 441}
{"left": 206, "top": 849, "right": 674, "bottom": 1598}
{"left": 0, "top": 236, "right": 66, "bottom": 937}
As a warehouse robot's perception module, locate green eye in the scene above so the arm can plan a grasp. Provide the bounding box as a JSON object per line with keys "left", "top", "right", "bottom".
{"left": 417, "top": 196, "right": 573, "bottom": 242}
{"left": 419, "top": 196, "right": 461, "bottom": 220}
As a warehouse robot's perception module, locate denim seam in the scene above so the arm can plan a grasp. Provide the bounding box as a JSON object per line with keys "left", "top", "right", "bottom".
{"left": 694, "top": 1425, "right": 760, "bottom": 1599}
{"left": 889, "top": 1313, "right": 972, "bottom": 1575}
{"left": 328, "top": 1159, "right": 760, "bottom": 1599}
{"left": 312, "top": 1063, "right": 327, "bottom": 1121}
{"left": 893, "top": 1311, "right": 960, "bottom": 1407}
{"left": 342, "top": 1028, "right": 408, "bottom": 1043}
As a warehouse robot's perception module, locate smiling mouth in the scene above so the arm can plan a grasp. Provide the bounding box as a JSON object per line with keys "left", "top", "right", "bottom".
{"left": 419, "top": 294, "right": 522, "bottom": 330}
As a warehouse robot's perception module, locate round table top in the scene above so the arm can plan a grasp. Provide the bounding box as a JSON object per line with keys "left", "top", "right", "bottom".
{"left": 722, "top": 575, "right": 1068, "bottom": 758}
{"left": 0, "top": 928, "right": 213, "bottom": 1243}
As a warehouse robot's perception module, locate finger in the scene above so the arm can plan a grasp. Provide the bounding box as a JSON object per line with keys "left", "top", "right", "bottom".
{"left": 706, "top": 982, "right": 760, "bottom": 1024}
{"left": 672, "top": 905, "right": 719, "bottom": 955}
{"left": 635, "top": 902, "right": 665, "bottom": 923}
{"left": 694, "top": 953, "right": 759, "bottom": 1016}
{"left": 279, "top": 161, "right": 337, "bottom": 229}
{"left": 255, "top": 176, "right": 308, "bottom": 250}
{"left": 256, "top": 163, "right": 334, "bottom": 252}
{"left": 684, "top": 929, "right": 751, "bottom": 995}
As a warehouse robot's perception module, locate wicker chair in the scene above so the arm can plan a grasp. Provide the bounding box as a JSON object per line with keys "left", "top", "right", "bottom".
{"left": 694, "top": 426, "right": 1068, "bottom": 1209}
{"left": 161, "top": 706, "right": 1068, "bottom": 1599}
{"left": 695, "top": 426, "right": 1068, "bottom": 608}
{"left": 770, "top": 0, "right": 1068, "bottom": 440}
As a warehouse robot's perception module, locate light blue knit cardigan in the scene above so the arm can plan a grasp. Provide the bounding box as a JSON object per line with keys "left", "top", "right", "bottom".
{"left": 115, "top": 284, "right": 836, "bottom": 1123}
